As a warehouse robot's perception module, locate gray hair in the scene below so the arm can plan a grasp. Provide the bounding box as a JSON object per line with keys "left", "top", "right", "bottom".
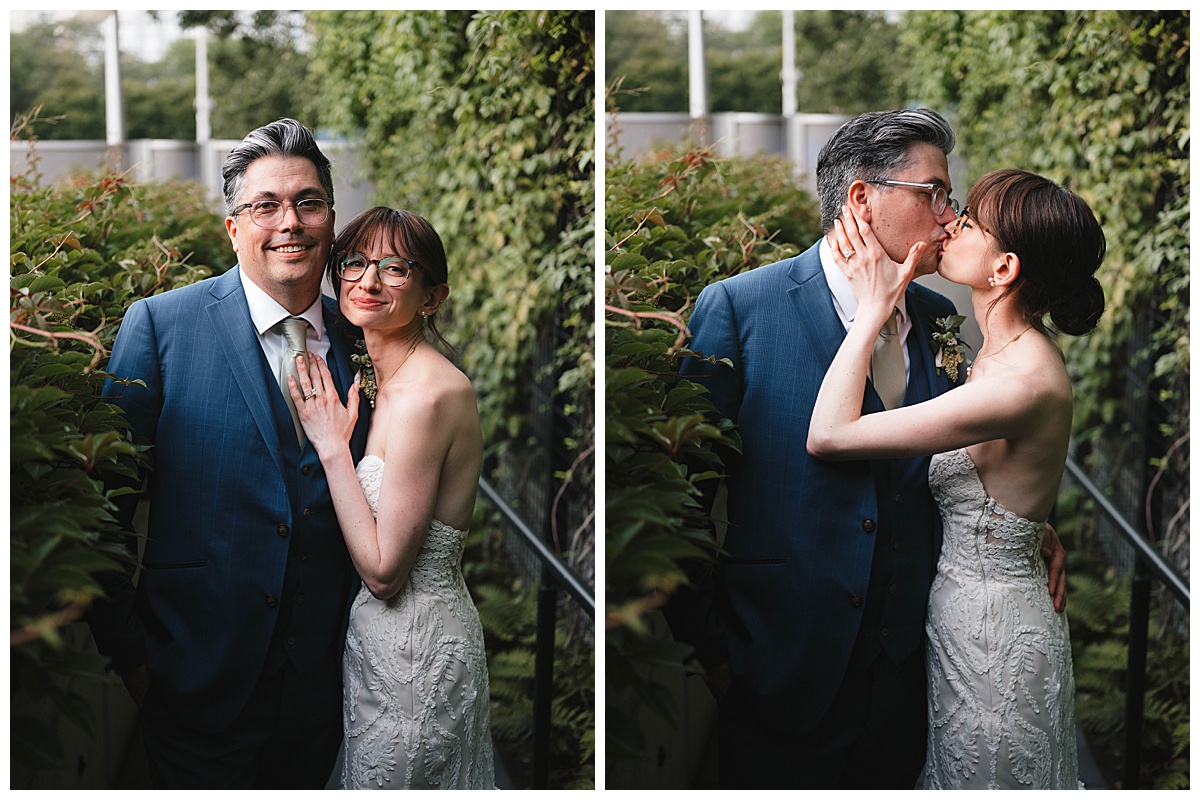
{"left": 815, "top": 108, "right": 956, "bottom": 231}
{"left": 221, "top": 118, "right": 334, "bottom": 215}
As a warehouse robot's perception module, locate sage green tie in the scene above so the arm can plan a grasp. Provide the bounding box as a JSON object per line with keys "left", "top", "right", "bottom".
{"left": 871, "top": 308, "right": 906, "bottom": 411}
{"left": 277, "top": 316, "right": 309, "bottom": 445}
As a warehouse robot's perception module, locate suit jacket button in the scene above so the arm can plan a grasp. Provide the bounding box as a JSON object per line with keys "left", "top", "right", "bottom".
{"left": 881, "top": 627, "right": 890, "bottom": 637}
{"left": 889, "top": 583, "right": 898, "bottom": 595}
{"left": 266, "top": 595, "right": 278, "bottom": 608}
{"left": 892, "top": 540, "right": 902, "bottom": 552}
{"left": 301, "top": 466, "right": 311, "bottom": 476}
{"left": 849, "top": 595, "right": 863, "bottom": 608}
{"left": 862, "top": 519, "right": 876, "bottom": 533}
{"left": 287, "top": 635, "right": 296, "bottom": 646}
{"left": 895, "top": 494, "right": 903, "bottom": 504}
{"left": 277, "top": 524, "right": 289, "bottom": 537}
{"left": 295, "top": 594, "right": 304, "bottom": 605}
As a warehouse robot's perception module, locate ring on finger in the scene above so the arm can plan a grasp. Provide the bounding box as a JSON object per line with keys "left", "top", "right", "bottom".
{"left": 303, "top": 390, "right": 317, "bottom": 400}
{"left": 842, "top": 249, "right": 856, "bottom": 259}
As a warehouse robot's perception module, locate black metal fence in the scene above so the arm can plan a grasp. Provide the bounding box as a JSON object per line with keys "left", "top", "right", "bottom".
{"left": 477, "top": 307, "right": 595, "bottom": 788}
{"left": 1064, "top": 278, "right": 1189, "bottom": 789}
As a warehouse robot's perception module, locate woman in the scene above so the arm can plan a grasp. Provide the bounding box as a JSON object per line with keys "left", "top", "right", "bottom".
{"left": 808, "top": 169, "right": 1105, "bottom": 789}
{"left": 287, "top": 207, "right": 494, "bottom": 789}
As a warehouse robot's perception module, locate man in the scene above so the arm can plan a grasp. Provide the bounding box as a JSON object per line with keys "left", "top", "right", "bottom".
{"left": 664, "top": 108, "right": 1065, "bottom": 788}
{"left": 87, "top": 118, "right": 369, "bottom": 788}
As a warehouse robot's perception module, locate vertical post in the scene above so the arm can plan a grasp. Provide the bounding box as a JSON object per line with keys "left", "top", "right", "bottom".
{"left": 531, "top": 568, "right": 558, "bottom": 788}
{"left": 102, "top": 12, "right": 124, "bottom": 149}
{"left": 781, "top": 11, "right": 801, "bottom": 182}
{"left": 195, "top": 28, "right": 217, "bottom": 204}
{"left": 1122, "top": 560, "right": 1150, "bottom": 789}
{"left": 687, "top": 11, "right": 708, "bottom": 120}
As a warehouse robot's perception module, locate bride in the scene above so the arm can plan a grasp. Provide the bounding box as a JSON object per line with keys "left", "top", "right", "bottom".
{"left": 808, "top": 168, "right": 1105, "bottom": 789}
{"left": 288, "top": 207, "right": 494, "bottom": 789}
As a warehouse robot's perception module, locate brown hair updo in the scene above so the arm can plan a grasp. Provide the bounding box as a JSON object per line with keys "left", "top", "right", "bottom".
{"left": 966, "top": 169, "right": 1106, "bottom": 336}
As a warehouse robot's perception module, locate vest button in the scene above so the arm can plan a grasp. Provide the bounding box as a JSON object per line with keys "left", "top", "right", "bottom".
{"left": 881, "top": 627, "right": 890, "bottom": 637}
{"left": 287, "top": 635, "right": 296, "bottom": 646}
{"left": 303, "top": 507, "right": 313, "bottom": 519}
{"left": 862, "top": 519, "right": 876, "bottom": 533}
{"left": 849, "top": 595, "right": 864, "bottom": 608}
{"left": 295, "top": 594, "right": 304, "bottom": 605}
{"left": 892, "top": 540, "right": 902, "bottom": 552}
{"left": 889, "top": 583, "right": 898, "bottom": 595}
{"left": 266, "top": 595, "right": 277, "bottom": 608}
{"left": 277, "top": 524, "right": 289, "bottom": 537}
{"left": 895, "top": 494, "right": 903, "bottom": 504}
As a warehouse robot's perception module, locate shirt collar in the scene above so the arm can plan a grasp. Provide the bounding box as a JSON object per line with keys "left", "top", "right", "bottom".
{"left": 238, "top": 266, "right": 326, "bottom": 339}
{"left": 819, "top": 236, "right": 908, "bottom": 329}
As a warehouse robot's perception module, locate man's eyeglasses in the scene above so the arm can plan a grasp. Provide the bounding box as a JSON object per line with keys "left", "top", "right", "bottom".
{"left": 337, "top": 253, "right": 422, "bottom": 288}
{"left": 231, "top": 198, "right": 332, "bottom": 228}
{"left": 867, "top": 179, "right": 959, "bottom": 216}
{"left": 951, "top": 207, "right": 990, "bottom": 238}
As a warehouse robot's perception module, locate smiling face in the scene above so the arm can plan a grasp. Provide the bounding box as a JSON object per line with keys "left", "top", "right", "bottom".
{"left": 866, "top": 143, "right": 959, "bottom": 277}
{"left": 225, "top": 155, "right": 334, "bottom": 310}
{"left": 337, "top": 231, "right": 444, "bottom": 336}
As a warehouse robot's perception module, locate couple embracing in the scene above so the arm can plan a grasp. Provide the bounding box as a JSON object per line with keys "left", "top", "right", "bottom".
{"left": 87, "top": 119, "right": 495, "bottom": 789}
{"left": 665, "top": 108, "right": 1105, "bottom": 789}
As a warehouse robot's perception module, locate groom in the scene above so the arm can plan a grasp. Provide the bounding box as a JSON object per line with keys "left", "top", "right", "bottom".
{"left": 665, "top": 108, "right": 1065, "bottom": 788}
{"left": 87, "top": 118, "right": 369, "bottom": 788}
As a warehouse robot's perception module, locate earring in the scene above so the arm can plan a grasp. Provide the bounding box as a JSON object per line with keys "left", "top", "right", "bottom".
{"left": 988, "top": 276, "right": 997, "bottom": 287}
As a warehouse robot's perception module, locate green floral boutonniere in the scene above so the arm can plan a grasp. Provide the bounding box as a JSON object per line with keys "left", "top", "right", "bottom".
{"left": 351, "top": 339, "right": 377, "bottom": 408}
{"left": 931, "top": 315, "right": 971, "bottom": 383}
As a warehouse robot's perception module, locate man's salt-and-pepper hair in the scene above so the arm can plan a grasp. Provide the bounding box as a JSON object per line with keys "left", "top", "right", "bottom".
{"left": 221, "top": 118, "right": 335, "bottom": 215}
{"left": 815, "top": 108, "right": 956, "bottom": 232}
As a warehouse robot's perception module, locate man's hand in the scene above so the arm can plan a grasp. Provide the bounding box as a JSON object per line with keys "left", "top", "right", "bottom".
{"left": 1041, "top": 523, "right": 1067, "bottom": 613}
{"left": 120, "top": 664, "right": 151, "bottom": 707}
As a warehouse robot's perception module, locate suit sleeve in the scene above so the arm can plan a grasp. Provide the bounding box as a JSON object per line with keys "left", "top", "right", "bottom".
{"left": 661, "top": 281, "right": 742, "bottom": 669}
{"left": 86, "top": 298, "right": 162, "bottom": 674}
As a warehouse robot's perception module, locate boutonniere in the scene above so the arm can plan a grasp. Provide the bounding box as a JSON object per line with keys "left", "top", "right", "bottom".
{"left": 351, "top": 339, "right": 378, "bottom": 408}
{"left": 931, "top": 315, "right": 971, "bottom": 383}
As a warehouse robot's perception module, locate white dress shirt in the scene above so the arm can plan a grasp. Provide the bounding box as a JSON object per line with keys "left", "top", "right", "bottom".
{"left": 819, "top": 237, "right": 912, "bottom": 381}
{"left": 239, "top": 268, "right": 332, "bottom": 392}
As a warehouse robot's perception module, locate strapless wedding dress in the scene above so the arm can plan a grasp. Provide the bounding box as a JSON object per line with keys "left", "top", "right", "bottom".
{"left": 922, "top": 448, "right": 1081, "bottom": 789}
{"left": 340, "top": 455, "right": 495, "bottom": 789}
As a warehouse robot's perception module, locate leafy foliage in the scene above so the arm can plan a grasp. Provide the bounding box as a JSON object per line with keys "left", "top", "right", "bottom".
{"left": 897, "top": 10, "right": 1189, "bottom": 454}
{"left": 464, "top": 506, "right": 595, "bottom": 789}
{"left": 1056, "top": 490, "right": 1190, "bottom": 789}
{"left": 10, "top": 130, "right": 228, "bottom": 769}
{"left": 604, "top": 122, "right": 821, "bottom": 759}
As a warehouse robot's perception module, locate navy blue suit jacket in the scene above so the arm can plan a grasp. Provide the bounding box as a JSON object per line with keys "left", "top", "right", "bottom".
{"left": 670, "top": 241, "right": 957, "bottom": 734}
{"left": 89, "top": 266, "right": 369, "bottom": 733}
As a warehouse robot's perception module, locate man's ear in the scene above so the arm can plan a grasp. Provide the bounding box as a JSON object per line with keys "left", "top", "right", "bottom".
{"left": 225, "top": 216, "right": 240, "bottom": 253}
{"left": 846, "top": 180, "right": 872, "bottom": 223}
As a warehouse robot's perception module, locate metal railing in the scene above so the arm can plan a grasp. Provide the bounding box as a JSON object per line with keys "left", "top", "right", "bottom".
{"left": 476, "top": 476, "right": 595, "bottom": 789}
{"left": 1063, "top": 456, "right": 1189, "bottom": 790}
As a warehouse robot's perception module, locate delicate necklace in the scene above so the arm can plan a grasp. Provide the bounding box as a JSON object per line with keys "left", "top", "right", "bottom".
{"left": 966, "top": 325, "right": 1034, "bottom": 379}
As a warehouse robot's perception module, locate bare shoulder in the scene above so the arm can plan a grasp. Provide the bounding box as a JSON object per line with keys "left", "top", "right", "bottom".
{"left": 396, "top": 348, "right": 478, "bottom": 415}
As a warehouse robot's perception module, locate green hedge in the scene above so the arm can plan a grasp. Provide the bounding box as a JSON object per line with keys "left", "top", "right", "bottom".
{"left": 10, "top": 152, "right": 227, "bottom": 768}
{"left": 603, "top": 135, "right": 820, "bottom": 758}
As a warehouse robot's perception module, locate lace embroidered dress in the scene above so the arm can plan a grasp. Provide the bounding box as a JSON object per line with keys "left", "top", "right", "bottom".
{"left": 340, "top": 455, "right": 495, "bottom": 789}
{"left": 922, "top": 448, "right": 1081, "bottom": 790}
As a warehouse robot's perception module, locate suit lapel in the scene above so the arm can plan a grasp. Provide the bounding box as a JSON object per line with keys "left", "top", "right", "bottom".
{"left": 786, "top": 247, "right": 846, "bottom": 373}
{"left": 205, "top": 267, "right": 287, "bottom": 477}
